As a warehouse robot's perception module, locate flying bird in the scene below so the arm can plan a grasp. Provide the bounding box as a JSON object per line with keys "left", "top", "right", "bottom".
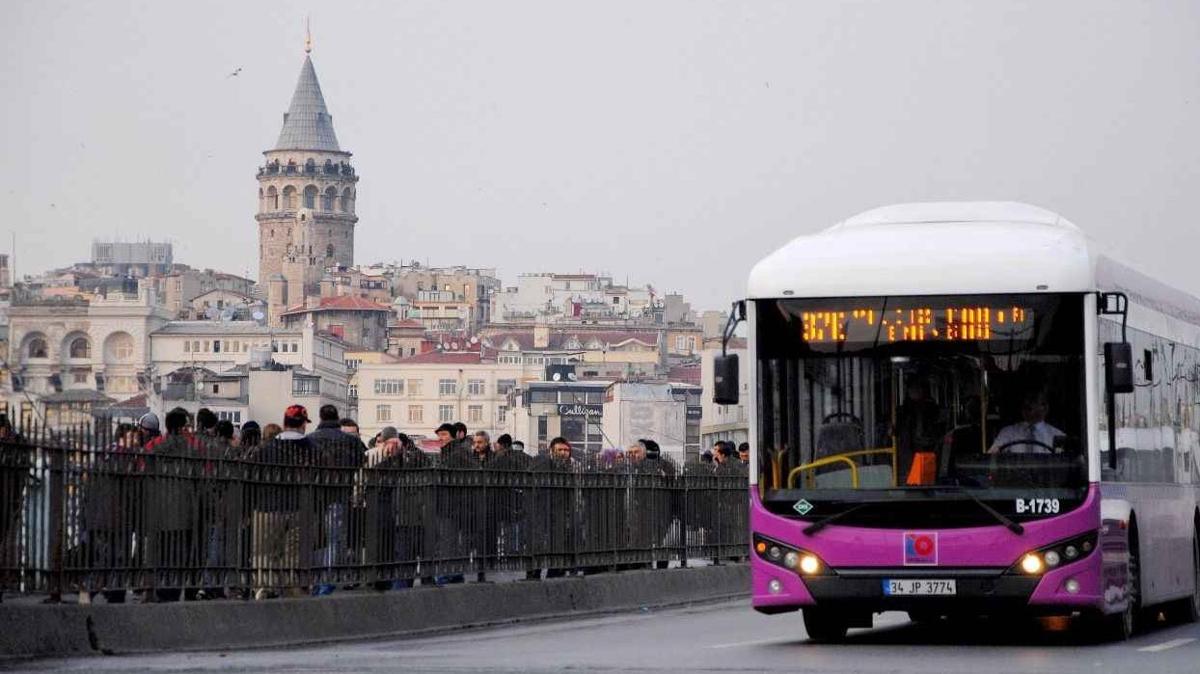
{"left": 227, "top": 67, "right": 243, "bottom": 78}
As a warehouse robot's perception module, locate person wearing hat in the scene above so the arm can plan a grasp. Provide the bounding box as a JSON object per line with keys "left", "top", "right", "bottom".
{"left": 138, "top": 412, "right": 161, "bottom": 446}
{"left": 242, "top": 404, "right": 317, "bottom": 599}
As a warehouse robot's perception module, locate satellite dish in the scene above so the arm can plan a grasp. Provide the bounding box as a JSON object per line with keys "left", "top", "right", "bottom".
{"left": 451, "top": 341, "right": 459, "bottom": 350}
{"left": 568, "top": 372, "right": 578, "bottom": 381}
{"left": 551, "top": 372, "right": 562, "bottom": 381}
{"left": 440, "top": 342, "right": 448, "bottom": 350}
{"left": 252, "top": 310, "right": 266, "bottom": 321}
{"left": 470, "top": 336, "right": 479, "bottom": 344}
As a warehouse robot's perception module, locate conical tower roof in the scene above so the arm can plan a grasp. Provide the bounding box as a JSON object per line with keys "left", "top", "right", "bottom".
{"left": 274, "top": 55, "right": 341, "bottom": 152}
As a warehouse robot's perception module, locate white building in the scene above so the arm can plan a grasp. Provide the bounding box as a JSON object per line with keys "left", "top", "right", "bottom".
{"left": 3, "top": 286, "right": 171, "bottom": 426}
{"left": 602, "top": 382, "right": 702, "bottom": 464}
{"left": 493, "top": 273, "right": 657, "bottom": 324}
{"left": 355, "top": 352, "right": 537, "bottom": 441}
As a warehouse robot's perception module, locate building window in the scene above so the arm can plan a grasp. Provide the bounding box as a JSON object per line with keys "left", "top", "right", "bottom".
{"left": 322, "top": 186, "right": 336, "bottom": 211}
{"left": 213, "top": 341, "right": 221, "bottom": 353}
{"left": 468, "top": 405, "right": 483, "bottom": 423}
{"left": 193, "top": 340, "right": 200, "bottom": 352}
{"left": 376, "top": 404, "right": 392, "bottom": 422}
{"left": 438, "top": 379, "right": 457, "bottom": 396}
{"left": 408, "top": 379, "right": 423, "bottom": 397}
{"left": 107, "top": 333, "right": 135, "bottom": 362}
{"left": 467, "top": 379, "right": 485, "bottom": 396}
{"left": 497, "top": 405, "right": 507, "bottom": 424}
{"left": 408, "top": 405, "right": 423, "bottom": 424}
{"left": 68, "top": 337, "right": 90, "bottom": 359}
{"left": 348, "top": 383, "right": 358, "bottom": 399}
{"left": 184, "top": 340, "right": 191, "bottom": 353}
{"left": 496, "top": 379, "right": 516, "bottom": 395}
{"left": 537, "top": 416, "right": 548, "bottom": 441}
{"left": 687, "top": 336, "right": 696, "bottom": 351}
{"left": 27, "top": 337, "right": 48, "bottom": 359}
{"left": 438, "top": 404, "right": 454, "bottom": 422}
{"left": 292, "top": 378, "right": 320, "bottom": 396}
{"left": 675, "top": 335, "right": 686, "bottom": 351}
{"left": 329, "top": 324, "right": 345, "bottom": 340}
{"left": 374, "top": 378, "right": 405, "bottom": 395}
{"left": 72, "top": 372, "right": 88, "bottom": 384}
{"left": 303, "top": 185, "right": 318, "bottom": 209}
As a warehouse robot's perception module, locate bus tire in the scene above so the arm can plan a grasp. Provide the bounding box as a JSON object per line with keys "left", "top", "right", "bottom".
{"left": 1172, "top": 527, "right": 1200, "bottom": 624}
{"left": 803, "top": 608, "right": 849, "bottom": 642}
{"left": 1103, "top": 521, "right": 1143, "bottom": 641}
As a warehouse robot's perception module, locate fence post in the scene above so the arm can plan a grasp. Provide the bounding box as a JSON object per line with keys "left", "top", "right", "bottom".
{"left": 46, "top": 440, "right": 64, "bottom": 603}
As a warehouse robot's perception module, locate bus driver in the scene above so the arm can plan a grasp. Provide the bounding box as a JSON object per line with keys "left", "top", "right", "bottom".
{"left": 987, "top": 389, "right": 1064, "bottom": 454}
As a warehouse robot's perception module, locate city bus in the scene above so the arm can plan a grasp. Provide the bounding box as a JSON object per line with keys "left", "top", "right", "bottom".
{"left": 716, "top": 202, "right": 1200, "bottom": 641}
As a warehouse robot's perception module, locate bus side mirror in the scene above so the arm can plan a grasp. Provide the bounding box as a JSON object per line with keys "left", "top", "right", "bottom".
{"left": 1104, "top": 342, "right": 1134, "bottom": 394}
{"left": 713, "top": 354, "right": 740, "bottom": 405}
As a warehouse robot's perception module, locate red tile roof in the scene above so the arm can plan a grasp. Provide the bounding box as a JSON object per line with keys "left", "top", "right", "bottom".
{"left": 668, "top": 364, "right": 702, "bottom": 385}
{"left": 281, "top": 295, "right": 392, "bottom": 315}
{"left": 395, "top": 351, "right": 484, "bottom": 365}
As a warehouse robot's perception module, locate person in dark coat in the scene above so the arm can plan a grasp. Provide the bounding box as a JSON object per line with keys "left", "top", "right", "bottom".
{"left": 243, "top": 405, "right": 317, "bottom": 599}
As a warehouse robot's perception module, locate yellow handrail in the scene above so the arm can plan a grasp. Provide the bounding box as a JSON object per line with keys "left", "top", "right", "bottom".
{"left": 787, "top": 455, "right": 859, "bottom": 488}
{"left": 785, "top": 447, "right": 897, "bottom": 489}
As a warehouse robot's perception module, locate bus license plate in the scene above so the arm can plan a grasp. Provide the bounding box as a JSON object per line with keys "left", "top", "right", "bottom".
{"left": 883, "top": 579, "right": 956, "bottom": 596}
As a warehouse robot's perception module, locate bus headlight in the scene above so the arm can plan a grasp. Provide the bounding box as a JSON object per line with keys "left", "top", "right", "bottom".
{"left": 753, "top": 534, "right": 829, "bottom": 577}
{"left": 1009, "top": 532, "right": 1098, "bottom": 576}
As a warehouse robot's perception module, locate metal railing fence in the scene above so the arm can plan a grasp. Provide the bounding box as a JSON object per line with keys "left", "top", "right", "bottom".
{"left": 0, "top": 426, "right": 748, "bottom": 600}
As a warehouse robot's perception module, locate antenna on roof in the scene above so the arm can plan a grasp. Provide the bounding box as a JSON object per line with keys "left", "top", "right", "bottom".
{"left": 304, "top": 15, "right": 312, "bottom": 54}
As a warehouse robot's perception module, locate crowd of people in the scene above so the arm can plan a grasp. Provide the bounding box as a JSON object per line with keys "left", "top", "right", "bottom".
{"left": 0, "top": 405, "right": 749, "bottom": 604}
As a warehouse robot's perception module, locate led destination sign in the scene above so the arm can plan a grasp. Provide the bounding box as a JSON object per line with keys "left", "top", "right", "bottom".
{"left": 800, "top": 305, "right": 1033, "bottom": 345}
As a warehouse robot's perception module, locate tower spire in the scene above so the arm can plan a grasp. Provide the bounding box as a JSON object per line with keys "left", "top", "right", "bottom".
{"left": 304, "top": 16, "right": 312, "bottom": 54}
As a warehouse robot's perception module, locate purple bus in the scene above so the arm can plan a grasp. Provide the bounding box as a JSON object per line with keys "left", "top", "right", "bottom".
{"left": 715, "top": 202, "right": 1200, "bottom": 641}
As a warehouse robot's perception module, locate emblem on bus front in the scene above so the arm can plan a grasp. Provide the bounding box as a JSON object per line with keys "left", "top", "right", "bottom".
{"left": 793, "top": 500, "right": 814, "bottom": 516}
{"left": 903, "top": 532, "right": 938, "bottom": 566}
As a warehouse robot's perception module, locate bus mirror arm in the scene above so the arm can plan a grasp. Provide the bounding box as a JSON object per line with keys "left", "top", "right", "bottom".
{"left": 713, "top": 301, "right": 746, "bottom": 406}
{"left": 1097, "top": 293, "right": 1132, "bottom": 472}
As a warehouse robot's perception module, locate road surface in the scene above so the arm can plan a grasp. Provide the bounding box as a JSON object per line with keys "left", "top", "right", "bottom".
{"left": 9, "top": 600, "right": 1200, "bottom": 672}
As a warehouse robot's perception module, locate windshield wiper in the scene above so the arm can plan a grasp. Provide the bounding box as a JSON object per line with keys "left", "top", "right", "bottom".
{"left": 802, "top": 503, "right": 872, "bottom": 536}
{"left": 935, "top": 486, "right": 1024, "bottom": 535}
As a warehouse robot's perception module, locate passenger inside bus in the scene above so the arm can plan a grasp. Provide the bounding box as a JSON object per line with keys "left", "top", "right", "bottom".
{"left": 940, "top": 395, "right": 988, "bottom": 474}
{"left": 988, "top": 389, "right": 1064, "bottom": 454}
{"left": 893, "top": 376, "right": 944, "bottom": 484}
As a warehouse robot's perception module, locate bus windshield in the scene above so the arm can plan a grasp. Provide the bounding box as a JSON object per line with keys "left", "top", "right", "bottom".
{"left": 756, "top": 293, "right": 1088, "bottom": 523}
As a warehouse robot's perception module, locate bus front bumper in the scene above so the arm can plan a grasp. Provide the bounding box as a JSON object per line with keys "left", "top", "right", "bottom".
{"left": 752, "top": 556, "right": 1104, "bottom": 615}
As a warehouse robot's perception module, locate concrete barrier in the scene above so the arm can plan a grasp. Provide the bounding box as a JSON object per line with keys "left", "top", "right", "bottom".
{"left": 0, "top": 564, "right": 748, "bottom": 659}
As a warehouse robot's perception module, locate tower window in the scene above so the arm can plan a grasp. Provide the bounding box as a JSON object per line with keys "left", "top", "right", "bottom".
{"left": 303, "top": 185, "right": 318, "bottom": 209}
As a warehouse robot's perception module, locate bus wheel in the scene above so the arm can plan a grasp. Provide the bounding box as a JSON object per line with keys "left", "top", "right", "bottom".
{"left": 1104, "top": 532, "right": 1142, "bottom": 641}
{"left": 1173, "top": 530, "right": 1200, "bottom": 624}
{"left": 803, "top": 608, "right": 849, "bottom": 642}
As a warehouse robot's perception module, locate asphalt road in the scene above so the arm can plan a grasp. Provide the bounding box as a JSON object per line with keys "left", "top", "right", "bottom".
{"left": 8, "top": 600, "right": 1200, "bottom": 673}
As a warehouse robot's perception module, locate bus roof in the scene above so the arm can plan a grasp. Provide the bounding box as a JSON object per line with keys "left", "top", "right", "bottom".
{"left": 747, "top": 200, "right": 1200, "bottom": 326}
{"left": 747, "top": 201, "right": 1092, "bottom": 299}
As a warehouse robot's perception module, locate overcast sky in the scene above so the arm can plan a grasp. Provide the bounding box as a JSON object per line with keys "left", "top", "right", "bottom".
{"left": 4, "top": 1, "right": 1198, "bottom": 311}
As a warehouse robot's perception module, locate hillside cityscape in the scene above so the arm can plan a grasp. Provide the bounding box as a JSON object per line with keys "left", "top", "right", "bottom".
{"left": 0, "top": 42, "right": 747, "bottom": 462}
